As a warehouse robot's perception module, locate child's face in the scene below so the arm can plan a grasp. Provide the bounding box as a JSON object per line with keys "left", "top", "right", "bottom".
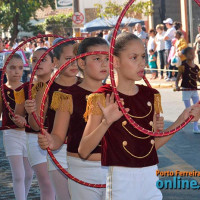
{"left": 6, "top": 58, "right": 23, "bottom": 82}
{"left": 149, "top": 51, "right": 154, "bottom": 55}
{"left": 32, "top": 50, "right": 54, "bottom": 77}
{"left": 186, "top": 49, "right": 195, "bottom": 60}
{"left": 115, "top": 39, "right": 145, "bottom": 82}
{"left": 156, "top": 28, "right": 162, "bottom": 34}
{"left": 79, "top": 45, "right": 109, "bottom": 81}
{"left": 55, "top": 45, "right": 79, "bottom": 77}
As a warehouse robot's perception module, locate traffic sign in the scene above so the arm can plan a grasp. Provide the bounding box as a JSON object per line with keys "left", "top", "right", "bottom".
{"left": 72, "top": 12, "right": 84, "bottom": 25}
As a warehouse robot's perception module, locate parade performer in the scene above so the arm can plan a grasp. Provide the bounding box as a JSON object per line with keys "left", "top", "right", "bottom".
{"left": 1, "top": 53, "right": 33, "bottom": 200}
{"left": 78, "top": 33, "right": 200, "bottom": 200}
{"left": 27, "top": 39, "right": 81, "bottom": 200}
{"left": 14, "top": 48, "right": 55, "bottom": 200}
{"left": 38, "top": 37, "right": 109, "bottom": 200}
{"left": 176, "top": 47, "right": 200, "bottom": 134}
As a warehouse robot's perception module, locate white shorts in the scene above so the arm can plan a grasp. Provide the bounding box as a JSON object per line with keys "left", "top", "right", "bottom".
{"left": 26, "top": 133, "right": 47, "bottom": 167}
{"left": 106, "top": 165, "right": 162, "bottom": 200}
{"left": 3, "top": 129, "right": 27, "bottom": 157}
{"left": 67, "top": 156, "right": 108, "bottom": 200}
{"left": 182, "top": 90, "right": 199, "bottom": 101}
{"left": 47, "top": 144, "right": 68, "bottom": 171}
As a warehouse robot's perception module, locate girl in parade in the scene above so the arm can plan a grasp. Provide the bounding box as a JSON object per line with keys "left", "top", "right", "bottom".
{"left": 27, "top": 38, "right": 80, "bottom": 200}
{"left": 14, "top": 48, "right": 55, "bottom": 200}
{"left": 38, "top": 37, "right": 109, "bottom": 200}
{"left": 1, "top": 53, "right": 33, "bottom": 200}
{"left": 78, "top": 32, "right": 200, "bottom": 200}
{"left": 176, "top": 47, "right": 200, "bottom": 134}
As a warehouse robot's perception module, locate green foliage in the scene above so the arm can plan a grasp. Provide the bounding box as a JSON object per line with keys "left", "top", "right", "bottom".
{"left": 44, "top": 13, "right": 73, "bottom": 35}
{"left": 94, "top": 0, "right": 153, "bottom": 18}
{"left": 0, "top": 0, "right": 55, "bottom": 43}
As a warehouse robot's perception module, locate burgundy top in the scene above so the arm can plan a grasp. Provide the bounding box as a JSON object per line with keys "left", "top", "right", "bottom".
{"left": 95, "top": 84, "right": 159, "bottom": 168}
{"left": 180, "top": 63, "right": 199, "bottom": 89}
{"left": 62, "top": 84, "right": 101, "bottom": 154}
{"left": 47, "top": 77, "right": 82, "bottom": 133}
{"left": 1, "top": 84, "right": 21, "bottom": 127}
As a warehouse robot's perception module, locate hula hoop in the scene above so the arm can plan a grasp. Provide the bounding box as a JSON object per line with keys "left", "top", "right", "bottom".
{"left": 28, "top": 37, "right": 84, "bottom": 127}
{"left": 0, "top": 34, "right": 65, "bottom": 128}
{"left": 39, "top": 51, "right": 108, "bottom": 188}
{"left": 109, "top": 0, "right": 195, "bottom": 137}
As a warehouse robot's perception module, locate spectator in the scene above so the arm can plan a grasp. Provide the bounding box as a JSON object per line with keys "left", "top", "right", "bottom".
{"left": 44, "top": 37, "right": 50, "bottom": 48}
{"left": 163, "top": 18, "right": 176, "bottom": 81}
{"left": 174, "top": 30, "right": 188, "bottom": 62}
{"left": 155, "top": 24, "right": 165, "bottom": 79}
{"left": 174, "top": 21, "right": 187, "bottom": 40}
{"left": 148, "top": 49, "right": 157, "bottom": 79}
{"left": 194, "top": 24, "right": 200, "bottom": 65}
{"left": 147, "top": 29, "right": 157, "bottom": 77}
{"left": 134, "top": 23, "right": 147, "bottom": 43}
{"left": 25, "top": 42, "right": 33, "bottom": 54}
{"left": 35, "top": 38, "right": 45, "bottom": 50}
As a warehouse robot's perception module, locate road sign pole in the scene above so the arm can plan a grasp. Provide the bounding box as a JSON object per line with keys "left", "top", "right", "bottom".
{"left": 73, "top": 0, "right": 81, "bottom": 37}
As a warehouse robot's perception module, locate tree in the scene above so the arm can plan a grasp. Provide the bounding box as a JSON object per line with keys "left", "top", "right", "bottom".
{"left": 44, "top": 13, "right": 73, "bottom": 35}
{"left": 0, "top": 0, "right": 55, "bottom": 45}
{"left": 94, "top": 0, "right": 153, "bottom": 19}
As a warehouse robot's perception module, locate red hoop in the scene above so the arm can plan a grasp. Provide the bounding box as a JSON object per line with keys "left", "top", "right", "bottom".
{"left": 109, "top": 0, "right": 195, "bottom": 137}
{"left": 0, "top": 34, "right": 65, "bottom": 128}
{"left": 39, "top": 51, "right": 108, "bottom": 188}
{"left": 28, "top": 37, "right": 84, "bottom": 127}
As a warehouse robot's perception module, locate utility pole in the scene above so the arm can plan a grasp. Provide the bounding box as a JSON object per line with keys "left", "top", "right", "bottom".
{"left": 188, "top": 0, "right": 194, "bottom": 46}
{"left": 73, "top": 0, "right": 81, "bottom": 37}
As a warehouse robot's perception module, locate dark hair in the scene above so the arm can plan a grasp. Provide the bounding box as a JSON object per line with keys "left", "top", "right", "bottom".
{"left": 149, "top": 49, "right": 154, "bottom": 53}
{"left": 114, "top": 32, "right": 140, "bottom": 57}
{"left": 4, "top": 53, "right": 23, "bottom": 66}
{"left": 175, "top": 30, "right": 182, "bottom": 37}
{"left": 53, "top": 39, "right": 75, "bottom": 60}
{"left": 34, "top": 48, "right": 54, "bottom": 63}
{"left": 77, "top": 37, "right": 108, "bottom": 57}
{"left": 149, "top": 29, "right": 156, "bottom": 35}
{"left": 77, "top": 37, "right": 108, "bottom": 74}
{"left": 174, "top": 21, "right": 182, "bottom": 30}
{"left": 182, "top": 47, "right": 193, "bottom": 56}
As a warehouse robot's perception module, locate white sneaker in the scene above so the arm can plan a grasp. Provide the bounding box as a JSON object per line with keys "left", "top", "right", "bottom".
{"left": 165, "top": 78, "right": 172, "bottom": 82}
{"left": 171, "top": 77, "right": 177, "bottom": 81}
{"left": 193, "top": 129, "right": 200, "bottom": 134}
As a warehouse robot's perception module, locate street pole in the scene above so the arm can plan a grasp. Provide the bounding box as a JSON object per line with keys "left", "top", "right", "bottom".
{"left": 73, "top": 0, "right": 81, "bottom": 37}
{"left": 188, "top": 0, "right": 193, "bottom": 46}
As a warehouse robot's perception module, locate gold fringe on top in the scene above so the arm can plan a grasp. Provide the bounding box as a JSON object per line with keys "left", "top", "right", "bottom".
{"left": 84, "top": 93, "right": 106, "bottom": 122}
{"left": 178, "top": 65, "right": 185, "bottom": 74}
{"left": 50, "top": 91, "right": 73, "bottom": 114}
{"left": 14, "top": 88, "right": 25, "bottom": 104}
{"left": 154, "top": 93, "right": 163, "bottom": 114}
{"left": 31, "top": 82, "right": 47, "bottom": 99}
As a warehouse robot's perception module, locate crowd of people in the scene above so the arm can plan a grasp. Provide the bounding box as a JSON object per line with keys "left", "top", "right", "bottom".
{"left": 0, "top": 19, "right": 200, "bottom": 200}
{"left": 96, "top": 19, "right": 200, "bottom": 82}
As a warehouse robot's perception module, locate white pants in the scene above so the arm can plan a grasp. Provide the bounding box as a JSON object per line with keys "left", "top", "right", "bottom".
{"left": 106, "top": 165, "right": 162, "bottom": 200}
{"left": 3, "top": 129, "right": 28, "bottom": 157}
{"left": 26, "top": 133, "right": 47, "bottom": 167}
{"left": 67, "top": 156, "right": 108, "bottom": 200}
{"left": 47, "top": 144, "right": 68, "bottom": 171}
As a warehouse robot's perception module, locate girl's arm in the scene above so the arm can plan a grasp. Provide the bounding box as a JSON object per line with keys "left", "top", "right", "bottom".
{"left": 13, "top": 103, "right": 26, "bottom": 127}
{"left": 155, "top": 104, "right": 200, "bottom": 150}
{"left": 175, "top": 72, "right": 182, "bottom": 90}
{"left": 38, "top": 92, "right": 72, "bottom": 150}
{"left": 78, "top": 93, "right": 129, "bottom": 159}
{"left": 38, "top": 108, "right": 71, "bottom": 150}
{"left": 26, "top": 88, "right": 49, "bottom": 131}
